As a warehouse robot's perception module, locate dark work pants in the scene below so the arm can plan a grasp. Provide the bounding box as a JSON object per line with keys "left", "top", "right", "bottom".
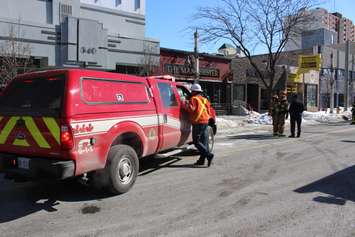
{"left": 290, "top": 116, "right": 302, "bottom": 136}
{"left": 192, "top": 124, "right": 210, "bottom": 160}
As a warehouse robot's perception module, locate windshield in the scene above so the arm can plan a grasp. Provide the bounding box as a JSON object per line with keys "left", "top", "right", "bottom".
{"left": 0, "top": 75, "right": 65, "bottom": 117}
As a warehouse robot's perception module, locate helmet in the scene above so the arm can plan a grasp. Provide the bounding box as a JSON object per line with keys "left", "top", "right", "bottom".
{"left": 272, "top": 94, "right": 278, "bottom": 99}
{"left": 191, "top": 83, "right": 203, "bottom": 92}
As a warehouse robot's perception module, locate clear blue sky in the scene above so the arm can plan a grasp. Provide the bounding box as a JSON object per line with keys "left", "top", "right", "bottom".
{"left": 146, "top": 0, "right": 355, "bottom": 54}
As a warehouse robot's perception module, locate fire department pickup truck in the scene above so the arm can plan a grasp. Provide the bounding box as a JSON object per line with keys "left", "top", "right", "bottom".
{"left": 0, "top": 69, "right": 216, "bottom": 194}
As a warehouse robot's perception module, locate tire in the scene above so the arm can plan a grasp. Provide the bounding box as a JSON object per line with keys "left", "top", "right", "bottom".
{"left": 105, "top": 145, "right": 139, "bottom": 194}
{"left": 207, "top": 126, "right": 215, "bottom": 153}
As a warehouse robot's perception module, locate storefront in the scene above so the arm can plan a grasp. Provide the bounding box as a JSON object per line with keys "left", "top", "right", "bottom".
{"left": 287, "top": 69, "right": 319, "bottom": 111}
{"left": 159, "top": 48, "right": 232, "bottom": 114}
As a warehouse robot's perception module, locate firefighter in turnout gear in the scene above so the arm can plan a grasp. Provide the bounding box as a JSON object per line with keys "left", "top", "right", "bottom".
{"left": 184, "top": 83, "right": 214, "bottom": 167}
{"left": 270, "top": 94, "right": 280, "bottom": 136}
{"left": 277, "top": 91, "right": 289, "bottom": 137}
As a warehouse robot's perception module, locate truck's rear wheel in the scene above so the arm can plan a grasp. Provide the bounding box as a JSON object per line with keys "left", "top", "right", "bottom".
{"left": 106, "top": 145, "right": 139, "bottom": 194}
{"left": 207, "top": 126, "right": 215, "bottom": 153}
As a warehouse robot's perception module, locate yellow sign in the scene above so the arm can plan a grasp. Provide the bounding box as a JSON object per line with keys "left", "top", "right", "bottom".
{"left": 287, "top": 86, "right": 298, "bottom": 94}
{"left": 288, "top": 73, "right": 302, "bottom": 83}
{"left": 298, "top": 54, "right": 321, "bottom": 73}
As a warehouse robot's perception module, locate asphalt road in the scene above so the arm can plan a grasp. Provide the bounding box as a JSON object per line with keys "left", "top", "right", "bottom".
{"left": 1, "top": 122, "right": 355, "bottom": 237}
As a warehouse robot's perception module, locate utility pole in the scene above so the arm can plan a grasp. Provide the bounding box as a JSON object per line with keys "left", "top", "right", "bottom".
{"left": 345, "top": 40, "right": 350, "bottom": 110}
{"left": 330, "top": 52, "right": 335, "bottom": 113}
{"left": 194, "top": 29, "right": 199, "bottom": 83}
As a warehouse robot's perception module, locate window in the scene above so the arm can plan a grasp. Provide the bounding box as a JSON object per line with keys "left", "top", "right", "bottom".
{"left": 0, "top": 76, "right": 65, "bottom": 116}
{"left": 157, "top": 82, "right": 178, "bottom": 107}
{"left": 305, "top": 84, "right": 318, "bottom": 107}
{"left": 135, "top": 0, "right": 140, "bottom": 10}
{"left": 81, "top": 78, "right": 150, "bottom": 104}
{"left": 177, "top": 86, "right": 190, "bottom": 102}
{"left": 115, "top": 0, "right": 121, "bottom": 6}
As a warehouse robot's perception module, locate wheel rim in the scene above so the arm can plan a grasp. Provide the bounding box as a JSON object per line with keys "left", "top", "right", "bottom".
{"left": 208, "top": 127, "right": 214, "bottom": 152}
{"left": 117, "top": 156, "right": 133, "bottom": 184}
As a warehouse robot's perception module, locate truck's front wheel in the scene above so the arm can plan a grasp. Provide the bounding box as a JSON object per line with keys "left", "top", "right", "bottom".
{"left": 106, "top": 145, "right": 139, "bottom": 194}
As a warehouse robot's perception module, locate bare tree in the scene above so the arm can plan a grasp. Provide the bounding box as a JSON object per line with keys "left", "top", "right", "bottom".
{"left": 0, "top": 23, "right": 31, "bottom": 89}
{"left": 139, "top": 42, "right": 159, "bottom": 76}
{"left": 193, "top": 0, "right": 317, "bottom": 103}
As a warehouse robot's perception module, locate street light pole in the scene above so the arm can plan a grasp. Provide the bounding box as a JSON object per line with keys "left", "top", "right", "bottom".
{"left": 330, "top": 52, "right": 335, "bottom": 114}
{"left": 194, "top": 29, "right": 199, "bottom": 83}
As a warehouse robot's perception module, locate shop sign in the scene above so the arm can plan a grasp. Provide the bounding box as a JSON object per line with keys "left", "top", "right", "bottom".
{"left": 164, "top": 64, "right": 220, "bottom": 78}
{"left": 287, "top": 86, "right": 298, "bottom": 93}
{"left": 288, "top": 73, "right": 302, "bottom": 83}
{"left": 298, "top": 54, "right": 321, "bottom": 73}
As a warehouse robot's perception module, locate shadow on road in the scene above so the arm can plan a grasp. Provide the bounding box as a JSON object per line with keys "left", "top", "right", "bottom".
{"left": 139, "top": 151, "right": 204, "bottom": 176}
{"left": 227, "top": 134, "right": 278, "bottom": 140}
{"left": 341, "top": 140, "right": 355, "bottom": 143}
{"left": 294, "top": 165, "right": 355, "bottom": 205}
{"left": 0, "top": 152, "right": 200, "bottom": 223}
{"left": 0, "top": 177, "right": 114, "bottom": 223}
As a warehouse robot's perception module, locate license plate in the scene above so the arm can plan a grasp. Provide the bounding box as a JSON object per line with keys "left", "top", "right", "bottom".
{"left": 18, "top": 157, "right": 30, "bottom": 170}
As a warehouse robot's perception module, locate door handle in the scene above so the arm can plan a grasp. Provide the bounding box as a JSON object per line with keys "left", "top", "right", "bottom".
{"left": 163, "top": 114, "right": 168, "bottom": 124}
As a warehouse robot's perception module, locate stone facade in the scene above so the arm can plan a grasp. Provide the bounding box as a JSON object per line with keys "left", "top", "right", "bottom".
{"left": 0, "top": 0, "right": 159, "bottom": 71}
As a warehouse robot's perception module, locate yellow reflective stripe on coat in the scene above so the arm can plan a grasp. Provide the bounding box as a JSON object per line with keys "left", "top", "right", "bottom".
{"left": 194, "top": 97, "right": 208, "bottom": 122}
{"left": 0, "top": 117, "right": 19, "bottom": 144}
{"left": 23, "top": 117, "right": 50, "bottom": 149}
{"left": 43, "top": 117, "right": 60, "bottom": 144}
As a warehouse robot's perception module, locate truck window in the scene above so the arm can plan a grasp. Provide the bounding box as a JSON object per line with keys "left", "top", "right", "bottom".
{"left": 81, "top": 78, "right": 150, "bottom": 104}
{"left": 0, "top": 75, "right": 65, "bottom": 116}
{"left": 177, "top": 86, "right": 190, "bottom": 102}
{"left": 157, "top": 82, "right": 178, "bottom": 107}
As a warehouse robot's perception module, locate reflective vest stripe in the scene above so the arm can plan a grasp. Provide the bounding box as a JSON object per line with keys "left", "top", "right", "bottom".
{"left": 0, "top": 117, "right": 19, "bottom": 144}
{"left": 43, "top": 117, "right": 60, "bottom": 144}
{"left": 23, "top": 117, "right": 50, "bottom": 149}
{"left": 194, "top": 97, "right": 208, "bottom": 122}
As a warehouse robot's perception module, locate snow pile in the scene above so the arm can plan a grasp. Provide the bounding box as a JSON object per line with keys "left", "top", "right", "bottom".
{"left": 303, "top": 110, "right": 351, "bottom": 123}
{"left": 246, "top": 112, "right": 273, "bottom": 125}
{"left": 215, "top": 107, "right": 351, "bottom": 134}
{"left": 216, "top": 116, "right": 250, "bottom": 130}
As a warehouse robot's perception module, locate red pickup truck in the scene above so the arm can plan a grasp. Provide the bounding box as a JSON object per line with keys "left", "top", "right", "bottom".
{"left": 0, "top": 69, "right": 216, "bottom": 194}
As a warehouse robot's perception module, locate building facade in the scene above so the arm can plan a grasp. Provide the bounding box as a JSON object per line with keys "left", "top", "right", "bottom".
{"left": 286, "top": 8, "right": 355, "bottom": 51}
{"left": 232, "top": 49, "right": 320, "bottom": 113}
{"left": 232, "top": 43, "right": 355, "bottom": 114}
{"left": 159, "top": 48, "right": 233, "bottom": 114}
{"left": 0, "top": 0, "right": 159, "bottom": 71}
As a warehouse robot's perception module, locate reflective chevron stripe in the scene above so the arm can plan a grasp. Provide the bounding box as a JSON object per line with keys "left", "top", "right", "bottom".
{"left": 43, "top": 117, "right": 60, "bottom": 144}
{"left": 0, "top": 116, "right": 60, "bottom": 149}
{"left": 0, "top": 117, "right": 19, "bottom": 144}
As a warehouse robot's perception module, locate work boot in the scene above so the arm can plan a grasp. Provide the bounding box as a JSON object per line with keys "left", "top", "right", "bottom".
{"left": 278, "top": 134, "right": 286, "bottom": 137}
{"left": 194, "top": 157, "right": 205, "bottom": 166}
{"left": 273, "top": 133, "right": 278, "bottom": 136}
{"left": 207, "top": 154, "right": 214, "bottom": 167}
{"left": 288, "top": 135, "right": 295, "bottom": 138}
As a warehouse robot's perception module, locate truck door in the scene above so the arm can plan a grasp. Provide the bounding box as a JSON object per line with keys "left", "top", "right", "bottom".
{"left": 148, "top": 79, "right": 182, "bottom": 151}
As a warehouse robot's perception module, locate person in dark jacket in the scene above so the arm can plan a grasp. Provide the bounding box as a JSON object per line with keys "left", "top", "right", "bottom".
{"left": 288, "top": 94, "right": 304, "bottom": 138}
{"left": 277, "top": 91, "right": 289, "bottom": 137}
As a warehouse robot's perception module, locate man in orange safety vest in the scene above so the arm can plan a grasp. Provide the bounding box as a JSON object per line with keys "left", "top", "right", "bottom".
{"left": 184, "top": 83, "right": 214, "bottom": 167}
